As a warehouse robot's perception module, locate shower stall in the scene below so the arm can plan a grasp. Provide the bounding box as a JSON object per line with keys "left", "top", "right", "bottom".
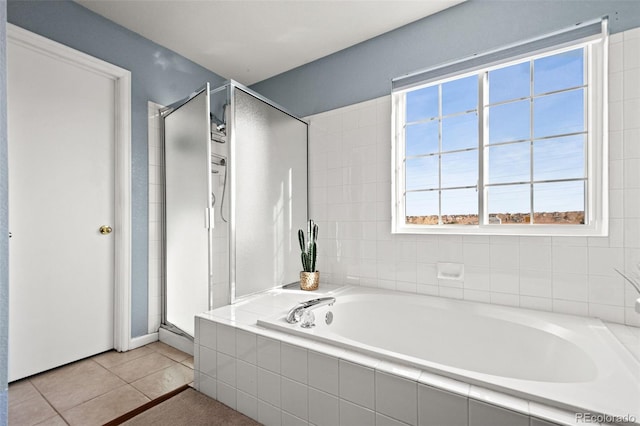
{"left": 160, "top": 81, "right": 308, "bottom": 340}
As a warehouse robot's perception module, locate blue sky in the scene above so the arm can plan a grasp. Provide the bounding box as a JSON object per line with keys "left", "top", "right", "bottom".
{"left": 404, "top": 48, "right": 586, "bottom": 219}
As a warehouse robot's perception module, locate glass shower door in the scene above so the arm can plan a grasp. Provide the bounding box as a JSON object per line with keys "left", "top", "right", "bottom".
{"left": 163, "top": 84, "right": 212, "bottom": 337}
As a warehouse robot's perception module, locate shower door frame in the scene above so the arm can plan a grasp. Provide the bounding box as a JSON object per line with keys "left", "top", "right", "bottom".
{"left": 227, "top": 80, "right": 310, "bottom": 304}
{"left": 160, "top": 83, "right": 213, "bottom": 339}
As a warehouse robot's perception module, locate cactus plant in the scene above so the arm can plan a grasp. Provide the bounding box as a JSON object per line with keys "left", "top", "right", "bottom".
{"left": 298, "top": 219, "right": 318, "bottom": 272}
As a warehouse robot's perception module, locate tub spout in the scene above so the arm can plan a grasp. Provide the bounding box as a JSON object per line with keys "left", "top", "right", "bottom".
{"left": 286, "top": 297, "right": 336, "bottom": 324}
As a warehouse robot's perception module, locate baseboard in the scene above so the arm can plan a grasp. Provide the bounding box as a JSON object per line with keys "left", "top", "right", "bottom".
{"left": 129, "top": 332, "right": 159, "bottom": 350}
{"left": 159, "top": 328, "right": 194, "bottom": 355}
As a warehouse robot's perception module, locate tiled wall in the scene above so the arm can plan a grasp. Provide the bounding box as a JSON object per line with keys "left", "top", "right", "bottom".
{"left": 306, "top": 28, "right": 640, "bottom": 327}
{"left": 195, "top": 317, "right": 566, "bottom": 426}
{"left": 148, "top": 102, "right": 163, "bottom": 334}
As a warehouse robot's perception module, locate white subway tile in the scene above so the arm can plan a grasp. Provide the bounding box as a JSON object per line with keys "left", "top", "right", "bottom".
{"left": 282, "top": 411, "right": 307, "bottom": 426}
{"left": 463, "top": 243, "right": 491, "bottom": 267}
{"left": 553, "top": 299, "right": 589, "bottom": 317}
{"left": 258, "top": 400, "right": 282, "bottom": 426}
{"left": 257, "top": 336, "right": 281, "bottom": 374}
{"left": 281, "top": 343, "right": 308, "bottom": 384}
{"left": 552, "top": 273, "right": 588, "bottom": 302}
{"left": 199, "top": 373, "right": 217, "bottom": 399}
{"left": 376, "top": 413, "right": 409, "bottom": 426}
{"left": 236, "top": 329, "right": 257, "bottom": 365}
{"left": 199, "top": 319, "right": 217, "bottom": 350}
{"left": 490, "top": 244, "right": 519, "bottom": 269}
{"left": 217, "top": 352, "right": 236, "bottom": 387}
{"left": 552, "top": 246, "right": 587, "bottom": 274}
{"left": 339, "top": 360, "right": 375, "bottom": 409}
{"left": 237, "top": 359, "right": 258, "bottom": 397}
{"left": 464, "top": 289, "right": 491, "bottom": 303}
{"left": 308, "top": 388, "right": 339, "bottom": 426}
{"left": 199, "top": 346, "right": 217, "bottom": 379}
{"left": 490, "top": 268, "right": 519, "bottom": 294}
{"left": 624, "top": 37, "right": 640, "bottom": 70}
{"left": 375, "top": 371, "right": 418, "bottom": 425}
{"left": 519, "top": 270, "right": 552, "bottom": 298}
{"left": 418, "top": 384, "right": 468, "bottom": 426}
{"left": 490, "top": 292, "right": 519, "bottom": 307}
{"left": 589, "top": 303, "right": 625, "bottom": 323}
{"left": 237, "top": 390, "right": 258, "bottom": 421}
{"left": 588, "top": 274, "right": 625, "bottom": 307}
{"left": 468, "top": 400, "right": 528, "bottom": 426}
{"left": 308, "top": 351, "right": 339, "bottom": 395}
{"left": 519, "top": 295, "right": 553, "bottom": 312}
{"left": 217, "top": 380, "right": 237, "bottom": 410}
{"left": 217, "top": 324, "right": 236, "bottom": 357}
{"left": 588, "top": 247, "right": 623, "bottom": 276}
{"left": 624, "top": 128, "right": 640, "bottom": 159}
{"left": 464, "top": 267, "right": 491, "bottom": 291}
{"left": 257, "top": 367, "right": 281, "bottom": 408}
{"left": 281, "top": 377, "right": 308, "bottom": 420}
{"left": 339, "top": 399, "right": 375, "bottom": 426}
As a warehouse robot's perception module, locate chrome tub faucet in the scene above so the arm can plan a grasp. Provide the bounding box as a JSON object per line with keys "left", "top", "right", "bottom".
{"left": 286, "top": 297, "right": 336, "bottom": 324}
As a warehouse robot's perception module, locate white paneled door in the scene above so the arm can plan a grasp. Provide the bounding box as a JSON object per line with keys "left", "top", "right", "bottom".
{"left": 8, "top": 31, "right": 120, "bottom": 381}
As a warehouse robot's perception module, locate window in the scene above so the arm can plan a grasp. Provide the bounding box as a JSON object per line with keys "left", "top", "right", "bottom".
{"left": 392, "top": 21, "right": 607, "bottom": 236}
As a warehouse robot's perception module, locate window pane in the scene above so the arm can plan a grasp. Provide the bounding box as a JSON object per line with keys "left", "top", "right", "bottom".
{"left": 534, "top": 89, "right": 584, "bottom": 138}
{"left": 489, "top": 61, "right": 530, "bottom": 104}
{"left": 534, "top": 135, "right": 585, "bottom": 181}
{"left": 406, "top": 190, "right": 438, "bottom": 224}
{"left": 407, "top": 85, "right": 438, "bottom": 122}
{"left": 406, "top": 121, "right": 439, "bottom": 156}
{"left": 488, "top": 100, "right": 530, "bottom": 144}
{"left": 442, "top": 188, "right": 478, "bottom": 224}
{"left": 534, "top": 181, "right": 584, "bottom": 224}
{"left": 534, "top": 48, "right": 584, "bottom": 95}
{"left": 442, "top": 75, "right": 477, "bottom": 115}
{"left": 487, "top": 142, "right": 530, "bottom": 185}
{"left": 442, "top": 112, "right": 477, "bottom": 151}
{"left": 487, "top": 184, "right": 530, "bottom": 224}
{"left": 406, "top": 156, "right": 438, "bottom": 190}
{"left": 441, "top": 150, "right": 478, "bottom": 188}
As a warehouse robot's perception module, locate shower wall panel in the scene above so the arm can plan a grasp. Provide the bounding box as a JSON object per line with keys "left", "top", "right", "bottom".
{"left": 232, "top": 88, "right": 308, "bottom": 299}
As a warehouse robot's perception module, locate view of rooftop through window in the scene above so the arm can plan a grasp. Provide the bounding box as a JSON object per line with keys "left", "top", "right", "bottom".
{"left": 403, "top": 47, "right": 587, "bottom": 226}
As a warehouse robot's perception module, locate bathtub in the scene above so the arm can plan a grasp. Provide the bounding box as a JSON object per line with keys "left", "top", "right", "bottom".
{"left": 257, "top": 286, "right": 640, "bottom": 423}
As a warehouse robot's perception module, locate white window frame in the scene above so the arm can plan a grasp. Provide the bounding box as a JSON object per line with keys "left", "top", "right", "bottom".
{"left": 392, "top": 21, "right": 608, "bottom": 236}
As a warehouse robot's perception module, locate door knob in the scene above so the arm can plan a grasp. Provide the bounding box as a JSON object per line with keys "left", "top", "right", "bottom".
{"left": 99, "top": 225, "right": 113, "bottom": 235}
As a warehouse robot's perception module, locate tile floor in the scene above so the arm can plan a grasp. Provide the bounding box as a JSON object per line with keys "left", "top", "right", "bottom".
{"left": 8, "top": 341, "right": 194, "bottom": 426}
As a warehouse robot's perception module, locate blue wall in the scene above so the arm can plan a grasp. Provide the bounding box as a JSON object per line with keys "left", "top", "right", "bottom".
{"left": 0, "top": 0, "right": 8, "bottom": 423}
{"left": 6, "top": 0, "right": 226, "bottom": 337}
{"left": 252, "top": 0, "right": 640, "bottom": 117}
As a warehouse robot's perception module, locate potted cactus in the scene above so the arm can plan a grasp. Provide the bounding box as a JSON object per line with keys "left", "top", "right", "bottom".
{"left": 298, "top": 219, "right": 319, "bottom": 290}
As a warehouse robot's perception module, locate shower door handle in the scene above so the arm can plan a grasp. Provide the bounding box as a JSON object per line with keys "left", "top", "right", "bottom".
{"left": 205, "top": 208, "right": 214, "bottom": 229}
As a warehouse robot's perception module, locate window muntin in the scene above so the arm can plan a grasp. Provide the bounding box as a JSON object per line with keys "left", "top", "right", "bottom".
{"left": 393, "top": 38, "right": 606, "bottom": 236}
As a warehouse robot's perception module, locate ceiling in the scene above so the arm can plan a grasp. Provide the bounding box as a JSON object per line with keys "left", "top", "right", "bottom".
{"left": 77, "top": 0, "right": 464, "bottom": 86}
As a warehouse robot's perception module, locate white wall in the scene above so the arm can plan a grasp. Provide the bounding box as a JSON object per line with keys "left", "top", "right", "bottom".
{"left": 307, "top": 28, "right": 640, "bottom": 327}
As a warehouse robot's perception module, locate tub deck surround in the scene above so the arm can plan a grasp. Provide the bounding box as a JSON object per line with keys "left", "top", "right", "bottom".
{"left": 195, "top": 285, "right": 640, "bottom": 426}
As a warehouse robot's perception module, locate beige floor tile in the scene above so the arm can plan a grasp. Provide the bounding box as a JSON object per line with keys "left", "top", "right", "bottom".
{"left": 9, "top": 379, "right": 40, "bottom": 408}
{"left": 131, "top": 363, "right": 194, "bottom": 400}
{"left": 34, "top": 415, "right": 68, "bottom": 426}
{"left": 181, "top": 356, "right": 194, "bottom": 369}
{"left": 146, "top": 341, "right": 190, "bottom": 362}
{"left": 61, "top": 384, "right": 149, "bottom": 426}
{"left": 92, "top": 346, "right": 155, "bottom": 370}
{"left": 9, "top": 392, "right": 58, "bottom": 426}
{"left": 30, "top": 359, "right": 125, "bottom": 412}
{"left": 109, "top": 352, "right": 176, "bottom": 383}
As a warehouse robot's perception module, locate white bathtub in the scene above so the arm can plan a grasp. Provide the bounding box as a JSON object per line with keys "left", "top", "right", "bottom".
{"left": 258, "top": 286, "right": 640, "bottom": 423}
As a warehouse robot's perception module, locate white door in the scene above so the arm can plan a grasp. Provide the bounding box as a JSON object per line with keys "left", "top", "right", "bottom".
{"left": 8, "top": 33, "right": 116, "bottom": 381}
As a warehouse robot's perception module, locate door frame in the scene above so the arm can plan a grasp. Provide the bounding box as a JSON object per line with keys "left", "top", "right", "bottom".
{"left": 8, "top": 24, "right": 133, "bottom": 351}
